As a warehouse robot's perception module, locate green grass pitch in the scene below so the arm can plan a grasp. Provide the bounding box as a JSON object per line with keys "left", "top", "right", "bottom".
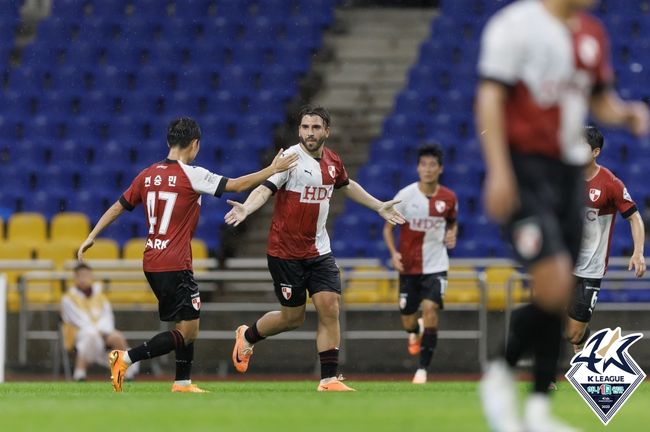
{"left": 1, "top": 380, "right": 648, "bottom": 431}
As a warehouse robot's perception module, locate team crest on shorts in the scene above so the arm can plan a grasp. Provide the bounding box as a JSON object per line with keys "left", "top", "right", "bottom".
{"left": 565, "top": 327, "right": 645, "bottom": 425}
{"left": 281, "top": 284, "right": 292, "bottom": 300}
{"left": 435, "top": 200, "right": 446, "bottom": 213}
{"left": 191, "top": 295, "right": 201, "bottom": 311}
{"left": 328, "top": 165, "right": 336, "bottom": 178}
{"left": 589, "top": 188, "right": 601, "bottom": 202}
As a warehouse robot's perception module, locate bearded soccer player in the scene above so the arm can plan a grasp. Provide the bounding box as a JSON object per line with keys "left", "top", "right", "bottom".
{"left": 225, "top": 105, "right": 406, "bottom": 391}
{"left": 477, "top": 0, "right": 649, "bottom": 431}
{"left": 382, "top": 144, "right": 457, "bottom": 384}
{"left": 77, "top": 117, "right": 297, "bottom": 393}
{"left": 567, "top": 126, "right": 646, "bottom": 352}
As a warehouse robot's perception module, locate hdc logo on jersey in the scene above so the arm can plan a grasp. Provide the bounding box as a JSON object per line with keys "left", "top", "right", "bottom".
{"left": 589, "top": 188, "right": 601, "bottom": 202}
{"left": 409, "top": 217, "right": 443, "bottom": 232}
{"left": 566, "top": 328, "right": 645, "bottom": 425}
{"left": 301, "top": 185, "right": 333, "bottom": 203}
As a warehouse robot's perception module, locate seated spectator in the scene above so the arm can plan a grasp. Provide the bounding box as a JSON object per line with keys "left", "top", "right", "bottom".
{"left": 61, "top": 262, "right": 139, "bottom": 381}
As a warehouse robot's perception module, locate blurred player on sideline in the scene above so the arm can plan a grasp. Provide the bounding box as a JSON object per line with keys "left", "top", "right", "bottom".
{"left": 61, "top": 262, "right": 139, "bottom": 382}
{"left": 477, "top": 0, "right": 649, "bottom": 431}
{"left": 225, "top": 105, "right": 406, "bottom": 391}
{"left": 382, "top": 144, "right": 457, "bottom": 384}
{"left": 567, "top": 126, "right": 645, "bottom": 352}
{"left": 77, "top": 117, "right": 297, "bottom": 393}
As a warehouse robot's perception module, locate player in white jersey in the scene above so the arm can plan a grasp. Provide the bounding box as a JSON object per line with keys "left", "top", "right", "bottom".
{"left": 477, "top": 1, "right": 649, "bottom": 431}
{"left": 225, "top": 105, "right": 406, "bottom": 391}
{"left": 567, "top": 126, "right": 646, "bottom": 352}
{"left": 383, "top": 144, "right": 458, "bottom": 384}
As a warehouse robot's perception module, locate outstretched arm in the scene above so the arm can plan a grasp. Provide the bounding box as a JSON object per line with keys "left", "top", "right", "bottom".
{"left": 224, "top": 149, "right": 298, "bottom": 193}
{"left": 590, "top": 90, "right": 650, "bottom": 136}
{"left": 78, "top": 201, "right": 125, "bottom": 260}
{"left": 224, "top": 185, "right": 273, "bottom": 227}
{"left": 342, "top": 180, "right": 405, "bottom": 225}
{"left": 627, "top": 211, "right": 646, "bottom": 277}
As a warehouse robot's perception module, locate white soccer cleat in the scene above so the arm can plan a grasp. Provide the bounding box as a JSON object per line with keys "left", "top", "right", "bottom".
{"left": 479, "top": 360, "right": 523, "bottom": 432}
{"left": 524, "top": 394, "right": 581, "bottom": 432}
{"left": 412, "top": 368, "right": 427, "bottom": 384}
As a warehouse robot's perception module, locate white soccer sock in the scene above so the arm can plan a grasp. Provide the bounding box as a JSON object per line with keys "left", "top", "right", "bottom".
{"left": 73, "top": 368, "right": 86, "bottom": 381}
{"left": 123, "top": 351, "right": 133, "bottom": 366}
{"left": 174, "top": 379, "right": 192, "bottom": 386}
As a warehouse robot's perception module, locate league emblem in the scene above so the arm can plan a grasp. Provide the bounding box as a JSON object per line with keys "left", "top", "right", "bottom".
{"left": 328, "top": 165, "right": 336, "bottom": 178}
{"left": 435, "top": 200, "right": 446, "bottom": 213}
{"left": 565, "top": 328, "right": 645, "bottom": 425}
{"left": 589, "top": 188, "right": 601, "bottom": 202}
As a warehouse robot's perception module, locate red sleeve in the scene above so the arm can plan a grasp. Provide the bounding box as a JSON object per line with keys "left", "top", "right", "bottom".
{"left": 119, "top": 172, "right": 144, "bottom": 211}
{"left": 447, "top": 192, "right": 458, "bottom": 224}
{"left": 593, "top": 17, "right": 614, "bottom": 89}
{"left": 334, "top": 161, "right": 350, "bottom": 189}
{"left": 609, "top": 177, "right": 636, "bottom": 217}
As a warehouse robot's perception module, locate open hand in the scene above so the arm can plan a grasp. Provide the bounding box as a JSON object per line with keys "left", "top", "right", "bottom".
{"left": 224, "top": 200, "right": 248, "bottom": 227}
{"left": 378, "top": 199, "right": 406, "bottom": 225}
{"left": 271, "top": 148, "right": 299, "bottom": 173}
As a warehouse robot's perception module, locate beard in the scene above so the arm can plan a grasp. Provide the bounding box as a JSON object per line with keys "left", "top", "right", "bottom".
{"left": 300, "top": 135, "right": 326, "bottom": 153}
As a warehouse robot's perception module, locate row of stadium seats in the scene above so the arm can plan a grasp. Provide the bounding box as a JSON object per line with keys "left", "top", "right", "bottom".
{"left": 0, "top": 0, "right": 334, "bottom": 247}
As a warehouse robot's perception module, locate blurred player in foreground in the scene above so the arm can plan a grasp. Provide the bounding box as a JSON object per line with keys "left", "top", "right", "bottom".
{"left": 61, "top": 262, "right": 139, "bottom": 382}
{"left": 567, "top": 126, "right": 645, "bottom": 352}
{"left": 226, "top": 105, "right": 405, "bottom": 391}
{"left": 382, "top": 144, "right": 458, "bottom": 384}
{"left": 477, "top": 0, "right": 649, "bottom": 431}
{"left": 78, "top": 117, "right": 297, "bottom": 393}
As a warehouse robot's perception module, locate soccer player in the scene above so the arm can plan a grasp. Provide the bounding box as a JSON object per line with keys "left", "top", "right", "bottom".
{"left": 382, "top": 144, "right": 457, "bottom": 384}
{"left": 61, "top": 262, "right": 139, "bottom": 382}
{"left": 77, "top": 117, "right": 298, "bottom": 393}
{"left": 568, "top": 126, "right": 646, "bottom": 352}
{"left": 477, "top": 0, "right": 649, "bottom": 431}
{"left": 225, "top": 105, "right": 406, "bottom": 391}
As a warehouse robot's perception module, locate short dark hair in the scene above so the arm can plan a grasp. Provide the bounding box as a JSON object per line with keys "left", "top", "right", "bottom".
{"left": 297, "top": 104, "right": 331, "bottom": 128}
{"left": 167, "top": 117, "right": 201, "bottom": 149}
{"left": 417, "top": 143, "right": 444, "bottom": 165}
{"left": 585, "top": 125, "right": 604, "bottom": 151}
{"left": 74, "top": 262, "right": 92, "bottom": 273}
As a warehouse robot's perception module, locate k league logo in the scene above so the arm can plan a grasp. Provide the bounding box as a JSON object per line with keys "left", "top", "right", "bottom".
{"left": 565, "top": 328, "right": 645, "bottom": 425}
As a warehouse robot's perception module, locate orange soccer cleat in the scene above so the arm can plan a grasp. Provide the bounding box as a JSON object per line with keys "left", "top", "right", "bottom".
{"left": 108, "top": 350, "right": 129, "bottom": 392}
{"left": 407, "top": 318, "right": 424, "bottom": 356}
{"left": 317, "top": 375, "right": 356, "bottom": 392}
{"left": 171, "top": 383, "right": 210, "bottom": 393}
{"left": 232, "top": 325, "right": 254, "bottom": 373}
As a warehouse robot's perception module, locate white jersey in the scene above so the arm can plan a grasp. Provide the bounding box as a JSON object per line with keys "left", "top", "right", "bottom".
{"left": 263, "top": 144, "right": 349, "bottom": 260}
{"left": 394, "top": 183, "right": 458, "bottom": 275}
{"left": 478, "top": 0, "right": 612, "bottom": 165}
{"left": 574, "top": 166, "right": 637, "bottom": 279}
{"left": 60, "top": 284, "right": 115, "bottom": 335}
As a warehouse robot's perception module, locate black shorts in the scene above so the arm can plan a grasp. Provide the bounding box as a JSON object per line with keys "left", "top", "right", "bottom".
{"left": 568, "top": 276, "right": 602, "bottom": 323}
{"left": 267, "top": 253, "right": 341, "bottom": 307}
{"left": 144, "top": 270, "right": 201, "bottom": 322}
{"left": 398, "top": 271, "right": 447, "bottom": 315}
{"left": 505, "top": 154, "right": 584, "bottom": 268}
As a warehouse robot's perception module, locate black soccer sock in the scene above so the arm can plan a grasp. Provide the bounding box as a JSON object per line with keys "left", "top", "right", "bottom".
{"left": 533, "top": 310, "right": 563, "bottom": 393}
{"left": 244, "top": 321, "right": 266, "bottom": 345}
{"left": 406, "top": 322, "right": 421, "bottom": 334}
{"left": 175, "top": 342, "right": 194, "bottom": 381}
{"left": 319, "top": 348, "right": 339, "bottom": 380}
{"left": 419, "top": 327, "right": 438, "bottom": 369}
{"left": 127, "top": 329, "right": 184, "bottom": 363}
{"left": 504, "top": 304, "right": 539, "bottom": 367}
